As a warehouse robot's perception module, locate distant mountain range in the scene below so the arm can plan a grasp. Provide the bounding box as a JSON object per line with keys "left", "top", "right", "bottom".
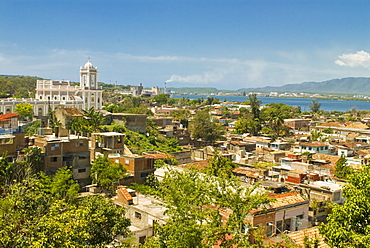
{"left": 168, "top": 77, "right": 370, "bottom": 95}
{"left": 238, "top": 77, "right": 370, "bottom": 95}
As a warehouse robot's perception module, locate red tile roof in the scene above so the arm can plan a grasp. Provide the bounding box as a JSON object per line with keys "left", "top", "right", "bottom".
{"left": 268, "top": 192, "right": 307, "bottom": 208}
{"left": 287, "top": 227, "right": 329, "bottom": 247}
{"left": 142, "top": 153, "right": 174, "bottom": 160}
{"left": 233, "top": 168, "right": 260, "bottom": 178}
{"left": 299, "top": 142, "right": 328, "bottom": 147}
{"left": 0, "top": 113, "right": 19, "bottom": 120}
{"left": 180, "top": 160, "right": 209, "bottom": 170}
{"left": 119, "top": 187, "right": 133, "bottom": 201}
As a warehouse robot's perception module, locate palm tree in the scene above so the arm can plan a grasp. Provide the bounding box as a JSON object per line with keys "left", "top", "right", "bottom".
{"left": 265, "top": 109, "right": 284, "bottom": 137}
{"left": 67, "top": 118, "right": 87, "bottom": 137}
{"left": 82, "top": 107, "right": 105, "bottom": 133}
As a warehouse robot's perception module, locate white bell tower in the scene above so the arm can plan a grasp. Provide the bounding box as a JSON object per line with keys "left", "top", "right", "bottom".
{"left": 80, "top": 59, "right": 98, "bottom": 90}
{"left": 78, "top": 59, "right": 103, "bottom": 110}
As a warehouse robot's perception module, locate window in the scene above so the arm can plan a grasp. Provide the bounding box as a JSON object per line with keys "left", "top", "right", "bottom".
{"left": 116, "top": 137, "right": 122, "bottom": 143}
{"left": 141, "top": 172, "right": 149, "bottom": 178}
{"left": 51, "top": 157, "right": 58, "bottom": 162}
{"left": 78, "top": 155, "right": 87, "bottom": 160}
{"left": 125, "top": 159, "right": 130, "bottom": 165}
{"left": 139, "top": 236, "right": 146, "bottom": 244}
{"left": 284, "top": 218, "right": 291, "bottom": 232}
{"left": 318, "top": 207, "right": 326, "bottom": 213}
{"left": 266, "top": 222, "right": 273, "bottom": 237}
{"left": 78, "top": 168, "right": 86, "bottom": 173}
{"left": 333, "top": 191, "right": 341, "bottom": 201}
{"left": 295, "top": 215, "right": 304, "bottom": 231}
{"left": 76, "top": 140, "right": 84, "bottom": 147}
{"left": 135, "top": 211, "right": 142, "bottom": 219}
{"left": 276, "top": 220, "right": 283, "bottom": 234}
{"left": 51, "top": 144, "right": 60, "bottom": 150}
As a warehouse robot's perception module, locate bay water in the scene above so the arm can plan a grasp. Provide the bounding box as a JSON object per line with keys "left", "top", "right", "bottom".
{"left": 171, "top": 95, "right": 370, "bottom": 112}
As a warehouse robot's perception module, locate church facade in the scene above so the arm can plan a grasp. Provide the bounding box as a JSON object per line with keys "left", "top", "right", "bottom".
{"left": 0, "top": 60, "right": 103, "bottom": 116}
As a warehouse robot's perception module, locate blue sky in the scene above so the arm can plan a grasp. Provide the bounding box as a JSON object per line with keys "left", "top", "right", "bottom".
{"left": 1, "top": 0, "right": 370, "bottom": 90}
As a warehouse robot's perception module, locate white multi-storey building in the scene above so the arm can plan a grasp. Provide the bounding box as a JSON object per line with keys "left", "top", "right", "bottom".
{"left": 0, "top": 60, "right": 103, "bottom": 116}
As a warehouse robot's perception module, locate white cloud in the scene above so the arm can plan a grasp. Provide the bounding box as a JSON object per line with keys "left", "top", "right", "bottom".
{"left": 335, "top": 50, "right": 370, "bottom": 69}
{"left": 166, "top": 70, "right": 226, "bottom": 83}
{"left": 2, "top": 45, "right": 364, "bottom": 89}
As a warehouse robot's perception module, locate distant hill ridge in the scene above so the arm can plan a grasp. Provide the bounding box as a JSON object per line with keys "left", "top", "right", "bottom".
{"left": 239, "top": 77, "right": 370, "bottom": 95}
{"left": 169, "top": 77, "right": 370, "bottom": 95}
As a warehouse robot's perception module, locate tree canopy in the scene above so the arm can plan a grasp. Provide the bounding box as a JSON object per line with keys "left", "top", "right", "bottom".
{"left": 203, "top": 152, "right": 238, "bottom": 179}
{"left": 15, "top": 102, "right": 34, "bottom": 120}
{"left": 190, "top": 110, "right": 225, "bottom": 142}
{"left": 0, "top": 75, "right": 40, "bottom": 98}
{"left": 143, "top": 168, "right": 270, "bottom": 247}
{"left": 260, "top": 103, "right": 294, "bottom": 137}
{"left": 0, "top": 166, "right": 131, "bottom": 247}
{"left": 320, "top": 166, "right": 370, "bottom": 247}
{"left": 91, "top": 155, "right": 127, "bottom": 193}
{"left": 309, "top": 100, "right": 321, "bottom": 113}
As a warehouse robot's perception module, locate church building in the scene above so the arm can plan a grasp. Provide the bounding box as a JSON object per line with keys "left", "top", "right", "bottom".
{"left": 0, "top": 60, "right": 103, "bottom": 116}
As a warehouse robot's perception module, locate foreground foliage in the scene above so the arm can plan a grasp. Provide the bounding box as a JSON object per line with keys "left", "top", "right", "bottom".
{"left": 0, "top": 162, "right": 131, "bottom": 247}
{"left": 143, "top": 167, "right": 270, "bottom": 247}
{"left": 91, "top": 155, "right": 127, "bottom": 193}
{"left": 320, "top": 166, "right": 370, "bottom": 247}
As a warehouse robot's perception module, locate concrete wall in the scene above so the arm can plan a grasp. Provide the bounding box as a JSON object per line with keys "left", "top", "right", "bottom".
{"left": 171, "top": 150, "right": 192, "bottom": 164}
{"left": 112, "top": 113, "right": 147, "bottom": 134}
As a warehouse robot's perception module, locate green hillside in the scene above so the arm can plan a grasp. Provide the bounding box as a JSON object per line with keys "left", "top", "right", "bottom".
{"left": 0, "top": 75, "right": 43, "bottom": 98}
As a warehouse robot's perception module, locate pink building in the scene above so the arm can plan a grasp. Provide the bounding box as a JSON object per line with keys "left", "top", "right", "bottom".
{"left": 247, "top": 191, "right": 309, "bottom": 237}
